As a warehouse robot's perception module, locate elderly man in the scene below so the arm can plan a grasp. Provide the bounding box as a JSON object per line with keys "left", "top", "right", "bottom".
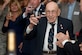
{"left": 26, "top": 1, "right": 74, "bottom": 55}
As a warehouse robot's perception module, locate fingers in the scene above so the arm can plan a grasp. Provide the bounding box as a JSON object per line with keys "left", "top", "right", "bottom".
{"left": 30, "top": 15, "right": 39, "bottom": 25}
{"left": 56, "top": 31, "right": 70, "bottom": 43}
{"left": 79, "top": 43, "right": 82, "bottom": 47}
{"left": 56, "top": 41, "right": 64, "bottom": 48}
{"left": 25, "top": 5, "right": 34, "bottom": 13}
{"left": 6, "top": 13, "right": 12, "bottom": 20}
{"left": 56, "top": 32, "right": 65, "bottom": 39}
{"left": 79, "top": 43, "right": 82, "bottom": 52}
{"left": 18, "top": 42, "right": 23, "bottom": 53}
{"left": 56, "top": 31, "right": 70, "bottom": 39}
{"left": 4, "top": 0, "right": 10, "bottom": 4}
{"left": 18, "top": 46, "right": 22, "bottom": 53}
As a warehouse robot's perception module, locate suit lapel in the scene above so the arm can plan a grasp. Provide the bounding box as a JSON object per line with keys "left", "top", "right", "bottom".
{"left": 57, "top": 17, "right": 65, "bottom": 33}
{"left": 57, "top": 17, "right": 62, "bottom": 33}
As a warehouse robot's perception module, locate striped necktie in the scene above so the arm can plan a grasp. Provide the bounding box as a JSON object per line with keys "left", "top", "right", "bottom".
{"left": 48, "top": 23, "right": 55, "bottom": 50}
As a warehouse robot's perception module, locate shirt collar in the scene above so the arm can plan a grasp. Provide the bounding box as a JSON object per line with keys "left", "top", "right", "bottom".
{"left": 48, "top": 18, "right": 58, "bottom": 25}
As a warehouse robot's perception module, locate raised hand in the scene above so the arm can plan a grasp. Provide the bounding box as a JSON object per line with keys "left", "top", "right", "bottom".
{"left": 6, "top": 12, "right": 12, "bottom": 21}
{"left": 4, "top": 0, "right": 10, "bottom": 5}
{"left": 56, "top": 31, "right": 70, "bottom": 42}
{"left": 56, "top": 41, "right": 64, "bottom": 48}
{"left": 79, "top": 43, "right": 82, "bottom": 53}
{"left": 25, "top": 4, "right": 34, "bottom": 14}
{"left": 1, "top": 0, "right": 10, "bottom": 11}
{"left": 18, "top": 42, "right": 23, "bottom": 53}
{"left": 30, "top": 15, "right": 39, "bottom": 25}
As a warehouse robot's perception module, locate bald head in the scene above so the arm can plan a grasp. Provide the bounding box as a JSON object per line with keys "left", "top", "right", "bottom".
{"left": 46, "top": 1, "right": 59, "bottom": 10}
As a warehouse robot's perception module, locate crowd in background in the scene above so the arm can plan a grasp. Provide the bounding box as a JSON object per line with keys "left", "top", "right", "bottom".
{"left": 0, "top": 0, "right": 82, "bottom": 55}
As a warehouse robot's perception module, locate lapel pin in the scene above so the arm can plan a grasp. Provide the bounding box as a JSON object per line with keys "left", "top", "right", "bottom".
{"left": 60, "top": 24, "right": 63, "bottom": 29}
{"left": 40, "top": 9, "right": 42, "bottom": 11}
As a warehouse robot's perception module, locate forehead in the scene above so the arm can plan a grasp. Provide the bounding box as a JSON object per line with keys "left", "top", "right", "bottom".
{"left": 46, "top": 2, "right": 58, "bottom": 10}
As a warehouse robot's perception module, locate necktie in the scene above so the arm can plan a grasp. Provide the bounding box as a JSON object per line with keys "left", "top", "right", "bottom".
{"left": 48, "top": 23, "right": 55, "bottom": 50}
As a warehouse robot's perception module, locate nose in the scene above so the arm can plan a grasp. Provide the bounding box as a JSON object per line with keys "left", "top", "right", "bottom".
{"left": 49, "top": 12, "right": 53, "bottom": 16}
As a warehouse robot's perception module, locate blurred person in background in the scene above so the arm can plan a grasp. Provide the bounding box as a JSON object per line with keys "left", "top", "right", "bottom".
{"left": 79, "top": 0, "right": 82, "bottom": 24}
{"left": 79, "top": 0, "right": 82, "bottom": 51}
{"left": 80, "top": 0, "right": 82, "bottom": 11}
{"left": 42, "top": 0, "right": 61, "bottom": 5}
{"left": 20, "top": 0, "right": 46, "bottom": 55}
{"left": 0, "top": 0, "right": 10, "bottom": 19}
{"left": 18, "top": 0, "right": 24, "bottom": 8}
{"left": 59, "top": 0, "right": 82, "bottom": 38}
{"left": 23, "top": 0, "right": 30, "bottom": 8}
{"left": 0, "top": 0, "right": 10, "bottom": 55}
{"left": 42, "top": 0, "right": 55, "bottom": 5}
{"left": 2, "top": 0, "right": 26, "bottom": 55}
{"left": 23, "top": 0, "right": 27, "bottom": 7}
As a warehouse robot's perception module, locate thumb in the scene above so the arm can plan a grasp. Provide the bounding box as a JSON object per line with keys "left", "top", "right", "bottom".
{"left": 66, "top": 30, "right": 69, "bottom": 37}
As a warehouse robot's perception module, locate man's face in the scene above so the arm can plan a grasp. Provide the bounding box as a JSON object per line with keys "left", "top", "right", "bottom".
{"left": 31, "top": 0, "right": 40, "bottom": 8}
{"left": 45, "top": 2, "right": 60, "bottom": 23}
{"left": 23, "top": 0, "right": 28, "bottom": 7}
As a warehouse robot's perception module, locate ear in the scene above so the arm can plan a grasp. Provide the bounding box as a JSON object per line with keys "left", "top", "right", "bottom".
{"left": 57, "top": 8, "right": 61, "bottom": 16}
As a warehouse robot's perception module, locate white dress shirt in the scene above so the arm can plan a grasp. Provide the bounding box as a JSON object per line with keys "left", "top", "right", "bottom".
{"left": 43, "top": 19, "right": 58, "bottom": 51}
{"left": 62, "top": 40, "right": 75, "bottom": 46}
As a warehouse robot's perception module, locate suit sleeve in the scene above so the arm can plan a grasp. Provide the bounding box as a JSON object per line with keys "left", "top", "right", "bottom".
{"left": 64, "top": 42, "right": 81, "bottom": 55}
{"left": 67, "top": 20, "right": 75, "bottom": 40}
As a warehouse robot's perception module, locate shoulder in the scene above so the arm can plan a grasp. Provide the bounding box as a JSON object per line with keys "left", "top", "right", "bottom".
{"left": 58, "top": 16, "right": 72, "bottom": 23}
{"left": 40, "top": 17, "right": 47, "bottom": 21}
{"left": 58, "top": 16, "right": 73, "bottom": 27}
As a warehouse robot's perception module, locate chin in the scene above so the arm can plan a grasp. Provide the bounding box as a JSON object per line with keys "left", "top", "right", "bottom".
{"left": 49, "top": 21, "right": 54, "bottom": 23}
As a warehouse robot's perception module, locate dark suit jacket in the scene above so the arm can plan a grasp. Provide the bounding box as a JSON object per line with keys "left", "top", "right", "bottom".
{"left": 64, "top": 28, "right": 82, "bottom": 55}
{"left": 22, "top": 3, "right": 45, "bottom": 55}
{"left": 78, "top": 28, "right": 82, "bottom": 43}
{"left": 64, "top": 42, "right": 81, "bottom": 55}
{"left": 26, "top": 16, "right": 74, "bottom": 55}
